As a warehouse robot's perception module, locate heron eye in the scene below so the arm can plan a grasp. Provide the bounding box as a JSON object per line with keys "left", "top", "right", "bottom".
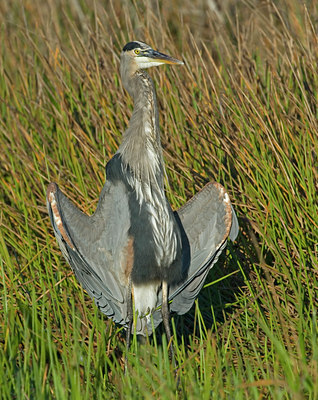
{"left": 134, "top": 49, "right": 140, "bottom": 55}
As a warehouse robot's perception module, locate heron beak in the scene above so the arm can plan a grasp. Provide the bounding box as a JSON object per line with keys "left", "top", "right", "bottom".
{"left": 146, "top": 49, "right": 183, "bottom": 65}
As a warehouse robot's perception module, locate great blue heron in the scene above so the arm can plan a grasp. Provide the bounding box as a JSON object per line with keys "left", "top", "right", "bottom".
{"left": 47, "top": 41, "right": 239, "bottom": 360}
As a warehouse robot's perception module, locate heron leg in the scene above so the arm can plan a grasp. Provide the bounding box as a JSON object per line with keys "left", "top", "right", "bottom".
{"left": 161, "top": 280, "right": 175, "bottom": 362}
{"left": 125, "top": 276, "right": 133, "bottom": 373}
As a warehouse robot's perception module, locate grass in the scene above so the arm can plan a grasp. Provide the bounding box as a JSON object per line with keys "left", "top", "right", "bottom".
{"left": 1, "top": 0, "right": 317, "bottom": 398}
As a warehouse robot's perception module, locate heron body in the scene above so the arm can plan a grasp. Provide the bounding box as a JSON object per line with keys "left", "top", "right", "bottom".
{"left": 47, "top": 41, "right": 239, "bottom": 341}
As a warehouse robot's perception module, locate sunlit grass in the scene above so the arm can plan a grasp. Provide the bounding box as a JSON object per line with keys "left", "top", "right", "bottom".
{"left": 1, "top": 0, "right": 317, "bottom": 398}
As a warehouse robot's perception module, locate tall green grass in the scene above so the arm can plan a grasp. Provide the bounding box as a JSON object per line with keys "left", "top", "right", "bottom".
{"left": 1, "top": 0, "right": 317, "bottom": 398}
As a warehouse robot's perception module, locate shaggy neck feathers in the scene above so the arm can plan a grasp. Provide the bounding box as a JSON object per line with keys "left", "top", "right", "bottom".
{"left": 117, "top": 71, "right": 165, "bottom": 190}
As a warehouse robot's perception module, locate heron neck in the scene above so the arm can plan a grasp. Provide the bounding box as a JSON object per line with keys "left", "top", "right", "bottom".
{"left": 118, "top": 71, "right": 165, "bottom": 187}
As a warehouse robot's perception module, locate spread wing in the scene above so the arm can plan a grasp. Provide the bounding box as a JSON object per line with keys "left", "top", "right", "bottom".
{"left": 47, "top": 181, "right": 131, "bottom": 326}
{"left": 148, "top": 182, "right": 239, "bottom": 332}
{"left": 47, "top": 180, "right": 238, "bottom": 336}
{"left": 170, "top": 182, "right": 238, "bottom": 314}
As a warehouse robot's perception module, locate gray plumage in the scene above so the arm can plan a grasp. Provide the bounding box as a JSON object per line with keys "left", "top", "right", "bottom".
{"left": 47, "top": 41, "right": 239, "bottom": 338}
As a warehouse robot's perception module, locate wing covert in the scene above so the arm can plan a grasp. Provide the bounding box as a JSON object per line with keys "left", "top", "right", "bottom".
{"left": 47, "top": 181, "right": 131, "bottom": 327}
{"left": 170, "top": 183, "right": 238, "bottom": 315}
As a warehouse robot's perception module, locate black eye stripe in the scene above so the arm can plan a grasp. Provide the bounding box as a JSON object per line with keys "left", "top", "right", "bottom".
{"left": 123, "top": 42, "right": 142, "bottom": 52}
{"left": 122, "top": 42, "right": 138, "bottom": 51}
{"left": 122, "top": 41, "right": 150, "bottom": 53}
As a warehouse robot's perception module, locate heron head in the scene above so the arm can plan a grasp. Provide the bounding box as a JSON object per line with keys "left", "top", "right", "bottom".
{"left": 120, "top": 41, "right": 183, "bottom": 80}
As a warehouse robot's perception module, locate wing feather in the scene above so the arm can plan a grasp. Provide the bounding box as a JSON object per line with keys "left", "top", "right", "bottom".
{"left": 47, "top": 180, "right": 238, "bottom": 335}
{"left": 150, "top": 183, "right": 238, "bottom": 321}
{"left": 47, "top": 182, "right": 130, "bottom": 325}
{"left": 169, "top": 183, "right": 237, "bottom": 315}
